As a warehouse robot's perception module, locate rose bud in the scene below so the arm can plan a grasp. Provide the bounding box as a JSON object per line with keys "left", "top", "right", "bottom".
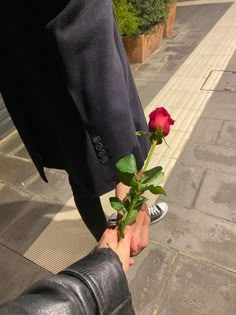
{"left": 148, "top": 107, "right": 174, "bottom": 136}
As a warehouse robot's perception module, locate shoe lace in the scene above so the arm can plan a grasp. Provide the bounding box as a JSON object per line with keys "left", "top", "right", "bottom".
{"left": 148, "top": 205, "right": 161, "bottom": 216}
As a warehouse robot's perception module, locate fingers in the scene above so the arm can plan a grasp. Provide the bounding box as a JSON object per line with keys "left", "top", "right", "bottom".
{"left": 140, "top": 201, "right": 149, "bottom": 213}
{"left": 117, "top": 226, "right": 133, "bottom": 272}
{"left": 130, "top": 232, "right": 138, "bottom": 254}
{"left": 130, "top": 209, "right": 150, "bottom": 256}
{"left": 97, "top": 206, "right": 150, "bottom": 271}
{"left": 141, "top": 210, "right": 150, "bottom": 248}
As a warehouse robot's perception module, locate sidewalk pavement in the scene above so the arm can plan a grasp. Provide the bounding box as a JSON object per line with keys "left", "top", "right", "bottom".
{"left": 1, "top": 0, "right": 236, "bottom": 313}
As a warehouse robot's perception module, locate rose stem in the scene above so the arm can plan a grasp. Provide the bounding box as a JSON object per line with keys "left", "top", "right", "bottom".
{"left": 143, "top": 140, "right": 157, "bottom": 173}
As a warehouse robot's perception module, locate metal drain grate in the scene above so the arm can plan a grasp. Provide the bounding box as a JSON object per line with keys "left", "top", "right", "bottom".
{"left": 201, "top": 70, "right": 236, "bottom": 93}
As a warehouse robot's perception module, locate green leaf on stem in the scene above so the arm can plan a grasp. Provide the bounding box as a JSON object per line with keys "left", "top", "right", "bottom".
{"left": 117, "top": 170, "right": 138, "bottom": 187}
{"left": 116, "top": 154, "right": 137, "bottom": 174}
{"left": 116, "top": 154, "right": 138, "bottom": 187}
{"left": 141, "top": 167, "right": 163, "bottom": 185}
{"left": 139, "top": 177, "right": 164, "bottom": 194}
{"left": 126, "top": 209, "right": 138, "bottom": 225}
{"left": 109, "top": 197, "right": 127, "bottom": 212}
{"left": 148, "top": 185, "right": 166, "bottom": 195}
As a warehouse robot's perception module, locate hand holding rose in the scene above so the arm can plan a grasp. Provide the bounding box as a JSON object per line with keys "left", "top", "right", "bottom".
{"left": 110, "top": 107, "right": 174, "bottom": 239}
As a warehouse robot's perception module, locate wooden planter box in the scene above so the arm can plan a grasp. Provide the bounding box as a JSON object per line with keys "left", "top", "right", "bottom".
{"left": 122, "top": 24, "right": 164, "bottom": 63}
{"left": 163, "top": 0, "right": 177, "bottom": 37}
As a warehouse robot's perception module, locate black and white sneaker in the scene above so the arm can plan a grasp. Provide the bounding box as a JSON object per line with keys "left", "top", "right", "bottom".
{"left": 107, "top": 202, "right": 168, "bottom": 227}
{"left": 148, "top": 202, "right": 168, "bottom": 224}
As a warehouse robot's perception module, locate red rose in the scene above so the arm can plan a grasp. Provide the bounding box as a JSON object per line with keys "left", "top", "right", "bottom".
{"left": 148, "top": 107, "right": 174, "bottom": 136}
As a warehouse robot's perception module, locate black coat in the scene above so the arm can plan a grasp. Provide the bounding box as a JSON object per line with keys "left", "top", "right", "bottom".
{"left": 0, "top": 248, "right": 135, "bottom": 314}
{"left": 0, "top": 0, "right": 150, "bottom": 197}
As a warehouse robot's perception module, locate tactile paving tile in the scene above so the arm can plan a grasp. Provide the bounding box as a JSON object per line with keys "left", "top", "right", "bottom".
{"left": 24, "top": 204, "right": 97, "bottom": 274}
{"left": 24, "top": 195, "right": 116, "bottom": 274}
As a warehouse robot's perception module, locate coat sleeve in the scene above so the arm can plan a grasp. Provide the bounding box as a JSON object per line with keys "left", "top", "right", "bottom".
{"left": 0, "top": 249, "right": 134, "bottom": 315}
{"left": 45, "top": 0, "right": 149, "bottom": 170}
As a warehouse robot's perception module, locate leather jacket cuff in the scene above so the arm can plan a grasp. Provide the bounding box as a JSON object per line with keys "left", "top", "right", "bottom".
{"left": 61, "top": 248, "right": 134, "bottom": 314}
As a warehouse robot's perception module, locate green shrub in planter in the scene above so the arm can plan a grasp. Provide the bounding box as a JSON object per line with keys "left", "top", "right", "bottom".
{"left": 130, "top": 0, "right": 169, "bottom": 34}
{"left": 113, "top": 0, "right": 170, "bottom": 37}
{"left": 113, "top": 0, "right": 139, "bottom": 36}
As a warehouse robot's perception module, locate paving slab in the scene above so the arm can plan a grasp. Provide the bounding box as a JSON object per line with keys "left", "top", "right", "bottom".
{"left": 24, "top": 210, "right": 97, "bottom": 274}
{"left": 203, "top": 99, "right": 236, "bottom": 121}
{"left": 180, "top": 142, "right": 236, "bottom": 175}
{"left": 217, "top": 120, "right": 236, "bottom": 147}
{"left": 135, "top": 81, "right": 166, "bottom": 107}
{"left": 159, "top": 254, "right": 236, "bottom": 315}
{"left": 0, "top": 132, "right": 22, "bottom": 154}
{"left": 15, "top": 146, "right": 30, "bottom": 160}
{"left": 175, "top": 2, "right": 233, "bottom": 32}
{"left": 0, "top": 153, "right": 37, "bottom": 187}
{"left": 0, "top": 183, "right": 33, "bottom": 233}
{"left": 0, "top": 131, "right": 30, "bottom": 160}
{"left": 134, "top": 64, "right": 175, "bottom": 82}
{"left": 0, "top": 197, "right": 64, "bottom": 255}
{"left": 0, "top": 244, "right": 42, "bottom": 304}
{"left": 127, "top": 243, "right": 177, "bottom": 315}
{"left": 190, "top": 117, "right": 223, "bottom": 144}
{"left": 150, "top": 203, "right": 236, "bottom": 272}
{"left": 206, "top": 87, "right": 236, "bottom": 104}
{"left": 195, "top": 169, "right": 236, "bottom": 222}
{"left": 159, "top": 163, "right": 205, "bottom": 208}
{"left": 23, "top": 170, "right": 72, "bottom": 204}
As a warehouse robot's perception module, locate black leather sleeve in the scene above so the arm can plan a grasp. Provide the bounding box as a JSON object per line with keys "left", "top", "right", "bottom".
{"left": 0, "top": 249, "right": 134, "bottom": 315}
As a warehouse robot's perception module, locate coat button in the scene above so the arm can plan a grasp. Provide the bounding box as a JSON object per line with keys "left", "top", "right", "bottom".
{"left": 95, "top": 143, "right": 103, "bottom": 150}
{"left": 92, "top": 136, "right": 101, "bottom": 144}
{"left": 98, "top": 150, "right": 106, "bottom": 158}
{"left": 100, "top": 156, "right": 109, "bottom": 165}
